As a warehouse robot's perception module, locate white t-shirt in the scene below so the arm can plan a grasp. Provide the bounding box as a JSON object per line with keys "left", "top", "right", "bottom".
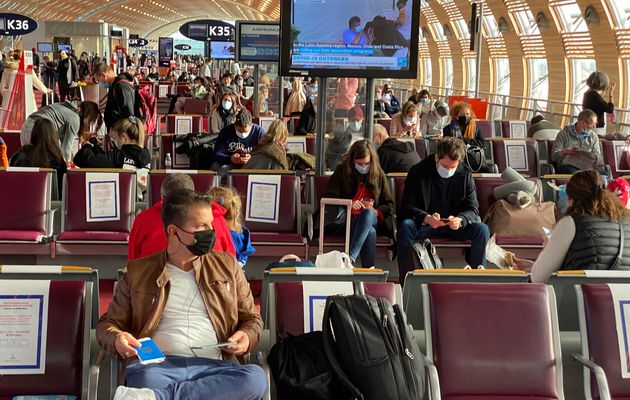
{"left": 152, "top": 263, "right": 221, "bottom": 359}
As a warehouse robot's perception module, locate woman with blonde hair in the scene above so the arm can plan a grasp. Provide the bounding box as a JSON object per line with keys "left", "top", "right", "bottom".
{"left": 515, "top": 169, "right": 630, "bottom": 281}
{"left": 582, "top": 71, "right": 615, "bottom": 136}
{"left": 257, "top": 85, "right": 273, "bottom": 117}
{"left": 390, "top": 101, "right": 420, "bottom": 138}
{"left": 246, "top": 119, "right": 289, "bottom": 170}
{"left": 207, "top": 186, "right": 255, "bottom": 267}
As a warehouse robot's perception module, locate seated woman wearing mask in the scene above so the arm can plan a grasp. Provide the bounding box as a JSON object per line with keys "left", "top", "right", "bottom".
{"left": 390, "top": 101, "right": 420, "bottom": 138}
{"left": 323, "top": 140, "right": 394, "bottom": 267}
{"left": 257, "top": 85, "right": 273, "bottom": 117}
{"left": 442, "top": 101, "right": 491, "bottom": 172}
{"left": 211, "top": 93, "right": 239, "bottom": 135}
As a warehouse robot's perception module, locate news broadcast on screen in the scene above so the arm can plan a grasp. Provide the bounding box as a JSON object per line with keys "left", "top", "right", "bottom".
{"left": 281, "top": 0, "right": 419, "bottom": 78}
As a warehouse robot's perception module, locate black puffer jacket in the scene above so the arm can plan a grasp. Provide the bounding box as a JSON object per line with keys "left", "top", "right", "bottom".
{"left": 377, "top": 138, "right": 421, "bottom": 174}
{"left": 562, "top": 215, "right": 630, "bottom": 271}
{"left": 73, "top": 142, "right": 151, "bottom": 170}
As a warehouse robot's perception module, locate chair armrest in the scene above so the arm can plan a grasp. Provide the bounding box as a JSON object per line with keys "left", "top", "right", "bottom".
{"left": 47, "top": 207, "right": 57, "bottom": 238}
{"left": 88, "top": 332, "right": 107, "bottom": 400}
{"left": 572, "top": 353, "right": 611, "bottom": 400}
{"left": 251, "top": 351, "right": 271, "bottom": 400}
{"left": 422, "top": 356, "right": 441, "bottom": 400}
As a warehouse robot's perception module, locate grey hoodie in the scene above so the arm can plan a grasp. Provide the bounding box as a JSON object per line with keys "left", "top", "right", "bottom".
{"left": 551, "top": 123, "right": 601, "bottom": 167}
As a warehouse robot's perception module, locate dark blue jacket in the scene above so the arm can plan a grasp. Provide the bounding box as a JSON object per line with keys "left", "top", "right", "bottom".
{"left": 213, "top": 123, "right": 265, "bottom": 166}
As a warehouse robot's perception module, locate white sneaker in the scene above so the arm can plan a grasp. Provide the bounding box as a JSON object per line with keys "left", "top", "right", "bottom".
{"left": 113, "top": 386, "right": 157, "bottom": 400}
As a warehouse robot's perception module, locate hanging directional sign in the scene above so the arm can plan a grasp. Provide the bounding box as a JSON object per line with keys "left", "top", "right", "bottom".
{"left": 174, "top": 44, "right": 192, "bottom": 51}
{"left": 0, "top": 13, "right": 38, "bottom": 36}
{"left": 128, "top": 38, "right": 149, "bottom": 47}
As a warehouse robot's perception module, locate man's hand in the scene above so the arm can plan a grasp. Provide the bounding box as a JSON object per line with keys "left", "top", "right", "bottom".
{"left": 240, "top": 153, "right": 251, "bottom": 165}
{"left": 230, "top": 153, "right": 241, "bottom": 165}
{"left": 513, "top": 257, "right": 534, "bottom": 272}
{"left": 561, "top": 148, "right": 577, "bottom": 156}
{"left": 114, "top": 332, "right": 141, "bottom": 358}
{"left": 224, "top": 330, "right": 250, "bottom": 355}
{"left": 424, "top": 213, "right": 446, "bottom": 229}
{"left": 447, "top": 216, "right": 462, "bottom": 230}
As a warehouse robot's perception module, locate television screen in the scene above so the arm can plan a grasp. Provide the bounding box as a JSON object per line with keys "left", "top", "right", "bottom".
{"left": 236, "top": 21, "right": 280, "bottom": 63}
{"left": 37, "top": 42, "right": 54, "bottom": 53}
{"left": 280, "top": 0, "right": 419, "bottom": 78}
{"left": 188, "top": 24, "right": 207, "bottom": 38}
{"left": 158, "top": 37, "right": 174, "bottom": 67}
{"left": 211, "top": 41, "right": 235, "bottom": 59}
{"left": 111, "top": 28, "right": 123, "bottom": 37}
{"left": 57, "top": 44, "right": 72, "bottom": 53}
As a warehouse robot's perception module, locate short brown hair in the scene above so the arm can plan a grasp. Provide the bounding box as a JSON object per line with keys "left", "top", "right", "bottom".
{"left": 586, "top": 71, "right": 610, "bottom": 92}
{"left": 162, "top": 189, "right": 212, "bottom": 233}
{"left": 401, "top": 101, "right": 418, "bottom": 116}
{"left": 436, "top": 137, "right": 466, "bottom": 161}
{"left": 578, "top": 109, "right": 597, "bottom": 122}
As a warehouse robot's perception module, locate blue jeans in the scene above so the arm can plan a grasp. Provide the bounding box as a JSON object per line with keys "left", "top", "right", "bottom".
{"left": 349, "top": 209, "right": 378, "bottom": 267}
{"left": 126, "top": 357, "right": 267, "bottom": 400}
{"left": 396, "top": 218, "right": 490, "bottom": 281}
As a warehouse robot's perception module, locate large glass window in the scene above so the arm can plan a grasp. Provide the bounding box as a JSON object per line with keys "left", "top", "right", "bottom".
{"left": 454, "top": 19, "right": 470, "bottom": 39}
{"left": 529, "top": 59, "right": 548, "bottom": 114}
{"left": 443, "top": 58, "right": 454, "bottom": 95}
{"left": 423, "top": 58, "right": 433, "bottom": 87}
{"left": 495, "top": 58, "right": 511, "bottom": 96}
{"left": 514, "top": 10, "right": 539, "bottom": 35}
{"left": 432, "top": 23, "right": 447, "bottom": 41}
{"left": 608, "top": 0, "right": 630, "bottom": 28}
{"left": 483, "top": 15, "right": 501, "bottom": 37}
{"left": 554, "top": 3, "right": 588, "bottom": 32}
{"left": 571, "top": 59, "right": 596, "bottom": 104}
{"left": 622, "top": 60, "right": 630, "bottom": 135}
{"left": 466, "top": 58, "right": 476, "bottom": 94}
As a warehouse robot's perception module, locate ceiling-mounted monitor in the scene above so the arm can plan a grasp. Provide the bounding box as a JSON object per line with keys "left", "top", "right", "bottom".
{"left": 210, "top": 41, "right": 235, "bottom": 60}
{"left": 235, "top": 21, "right": 280, "bottom": 63}
{"left": 280, "top": 0, "right": 420, "bottom": 78}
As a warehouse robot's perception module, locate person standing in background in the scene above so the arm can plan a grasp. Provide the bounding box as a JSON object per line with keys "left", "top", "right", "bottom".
{"left": 582, "top": 71, "right": 615, "bottom": 137}
{"left": 334, "top": 77, "right": 359, "bottom": 118}
{"left": 57, "top": 50, "right": 78, "bottom": 102}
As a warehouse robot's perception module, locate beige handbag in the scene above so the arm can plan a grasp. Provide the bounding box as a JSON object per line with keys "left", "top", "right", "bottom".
{"left": 483, "top": 199, "right": 556, "bottom": 237}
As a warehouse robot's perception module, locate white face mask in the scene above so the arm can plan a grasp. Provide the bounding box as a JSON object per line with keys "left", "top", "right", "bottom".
{"left": 222, "top": 100, "right": 232, "bottom": 110}
{"left": 236, "top": 127, "right": 251, "bottom": 139}
{"left": 437, "top": 164, "right": 456, "bottom": 179}
{"left": 404, "top": 116, "right": 417, "bottom": 125}
{"left": 354, "top": 163, "right": 370, "bottom": 175}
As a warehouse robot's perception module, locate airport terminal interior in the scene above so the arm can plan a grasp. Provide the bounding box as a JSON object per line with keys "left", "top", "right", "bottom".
{"left": 1, "top": 0, "right": 630, "bottom": 398}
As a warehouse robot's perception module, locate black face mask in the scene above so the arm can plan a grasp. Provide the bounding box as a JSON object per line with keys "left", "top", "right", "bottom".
{"left": 176, "top": 227, "right": 216, "bottom": 256}
{"left": 458, "top": 116, "right": 470, "bottom": 126}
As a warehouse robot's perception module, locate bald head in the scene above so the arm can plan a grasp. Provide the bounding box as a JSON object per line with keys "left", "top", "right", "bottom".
{"left": 372, "top": 124, "right": 389, "bottom": 146}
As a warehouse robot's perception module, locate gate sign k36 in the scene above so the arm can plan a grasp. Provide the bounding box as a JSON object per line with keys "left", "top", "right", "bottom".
{"left": 0, "top": 13, "right": 38, "bottom": 35}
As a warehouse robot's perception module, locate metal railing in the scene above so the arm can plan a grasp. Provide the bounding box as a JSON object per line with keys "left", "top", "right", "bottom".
{"left": 380, "top": 82, "right": 630, "bottom": 135}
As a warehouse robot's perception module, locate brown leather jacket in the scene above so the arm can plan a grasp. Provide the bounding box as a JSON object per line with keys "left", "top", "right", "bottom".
{"left": 96, "top": 250, "right": 263, "bottom": 362}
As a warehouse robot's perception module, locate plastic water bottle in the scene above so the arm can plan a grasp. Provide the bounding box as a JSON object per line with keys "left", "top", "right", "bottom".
{"left": 165, "top": 153, "right": 172, "bottom": 170}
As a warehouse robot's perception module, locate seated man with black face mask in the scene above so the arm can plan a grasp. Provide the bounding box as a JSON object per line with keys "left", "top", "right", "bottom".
{"left": 396, "top": 138, "right": 490, "bottom": 282}
{"left": 98, "top": 189, "right": 266, "bottom": 400}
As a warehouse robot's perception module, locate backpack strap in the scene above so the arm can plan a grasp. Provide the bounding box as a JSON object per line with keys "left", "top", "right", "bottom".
{"left": 322, "top": 297, "right": 364, "bottom": 400}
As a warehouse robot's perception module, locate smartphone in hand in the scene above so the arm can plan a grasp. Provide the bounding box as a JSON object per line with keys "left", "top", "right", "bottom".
{"left": 133, "top": 338, "right": 166, "bottom": 365}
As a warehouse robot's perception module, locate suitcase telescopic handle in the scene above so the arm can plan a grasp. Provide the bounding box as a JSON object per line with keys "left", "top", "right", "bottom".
{"left": 319, "top": 198, "right": 353, "bottom": 255}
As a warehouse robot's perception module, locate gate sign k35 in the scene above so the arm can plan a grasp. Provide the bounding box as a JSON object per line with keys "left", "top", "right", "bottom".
{"left": 129, "top": 38, "right": 149, "bottom": 47}
{"left": 0, "top": 13, "right": 38, "bottom": 36}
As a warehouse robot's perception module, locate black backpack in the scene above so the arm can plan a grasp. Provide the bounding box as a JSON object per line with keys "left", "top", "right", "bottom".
{"left": 404, "top": 239, "right": 443, "bottom": 270}
{"left": 322, "top": 289, "right": 426, "bottom": 400}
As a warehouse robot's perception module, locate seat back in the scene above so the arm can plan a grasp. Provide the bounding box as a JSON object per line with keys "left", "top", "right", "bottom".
{"left": 578, "top": 284, "right": 630, "bottom": 398}
{"left": 501, "top": 120, "right": 532, "bottom": 138}
{"left": 62, "top": 169, "right": 135, "bottom": 233}
{"left": 476, "top": 120, "right": 494, "bottom": 139}
{"left": 261, "top": 268, "right": 389, "bottom": 326}
{"left": 183, "top": 98, "right": 209, "bottom": 115}
{"left": 602, "top": 140, "right": 629, "bottom": 178}
{"left": 387, "top": 174, "right": 407, "bottom": 216}
{"left": 491, "top": 139, "right": 539, "bottom": 176}
{"left": 0, "top": 168, "right": 52, "bottom": 234}
{"left": 229, "top": 172, "right": 300, "bottom": 233}
{"left": 474, "top": 176, "right": 541, "bottom": 219}
{"left": 403, "top": 269, "right": 529, "bottom": 329}
{"left": 2, "top": 131, "right": 21, "bottom": 159}
{"left": 425, "top": 282, "right": 562, "bottom": 398}
{"left": 147, "top": 170, "right": 218, "bottom": 206}
{"left": 414, "top": 138, "right": 427, "bottom": 159}
{"left": 549, "top": 270, "right": 630, "bottom": 331}
{"left": 0, "top": 281, "right": 91, "bottom": 399}
{"left": 311, "top": 175, "right": 331, "bottom": 210}
{"left": 271, "top": 281, "right": 399, "bottom": 341}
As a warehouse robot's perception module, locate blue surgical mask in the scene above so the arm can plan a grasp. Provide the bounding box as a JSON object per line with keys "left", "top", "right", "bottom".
{"left": 437, "top": 164, "right": 456, "bottom": 179}
{"left": 421, "top": 98, "right": 430, "bottom": 104}
{"left": 355, "top": 163, "right": 370, "bottom": 175}
{"left": 354, "top": 25, "right": 362, "bottom": 33}
{"left": 349, "top": 121, "right": 361, "bottom": 131}
{"left": 99, "top": 82, "right": 110, "bottom": 90}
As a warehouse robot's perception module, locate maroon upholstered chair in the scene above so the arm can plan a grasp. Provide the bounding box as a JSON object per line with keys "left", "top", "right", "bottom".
{"left": 309, "top": 175, "right": 391, "bottom": 257}
{"left": 376, "top": 118, "right": 392, "bottom": 133}
{"left": 147, "top": 170, "right": 218, "bottom": 206}
{"left": 229, "top": 172, "right": 307, "bottom": 258}
{"left": 424, "top": 283, "right": 564, "bottom": 399}
{"left": 575, "top": 284, "right": 630, "bottom": 400}
{"left": 601, "top": 140, "right": 629, "bottom": 179}
{"left": 0, "top": 168, "right": 54, "bottom": 255}
{"left": 269, "top": 281, "right": 399, "bottom": 343}
{"left": 0, "top": 280, "right": 98, "bottom": 400}
{"left": 183, "top": 98, "right": 209, "bottom": 115}
{"left": 56, "top": 169, "right": 136, "bottom": 255}
{"left": 2, "top": 131, "right": 21, "bottom": 159}
{"left": 476, "top": 120, "right": 494, "bottom": 139}
{"left": 500, "top": 120, "right": 532, "bottom": 138}
{"left": 491, "top": 138, "right": 539, "bottom": 176}
{"left": 415, "top": 138, "right": 428, "bottom": 159}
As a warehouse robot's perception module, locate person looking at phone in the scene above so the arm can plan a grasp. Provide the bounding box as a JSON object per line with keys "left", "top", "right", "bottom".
{"left": 551, "top": 109, "right": 605, "bottom": 174}
{"left": 323, "top": 140, "right": 394, "bottom": 268}
{"left": 397, "top": 137, "right": 489, "bottom": 282}
{"left": 513, "top": 169, "right": 630, "bottom": 282}
{"left": 97, "top": 189, "right": 266, "bottom": 400}
{"left": 212, "top": 109, "right": 265, "bottom": 170}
